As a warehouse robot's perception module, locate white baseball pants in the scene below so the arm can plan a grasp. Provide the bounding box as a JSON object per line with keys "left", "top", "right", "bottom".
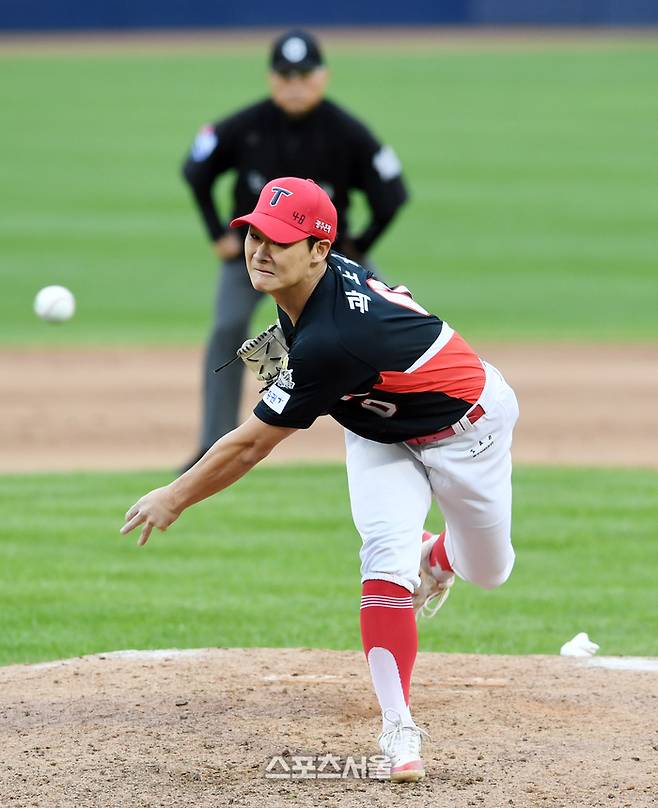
{"left": 345, "top": 361, "right": 519, "bottom": 594}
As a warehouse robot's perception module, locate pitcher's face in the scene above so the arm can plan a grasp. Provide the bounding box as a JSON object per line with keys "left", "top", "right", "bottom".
{"left": 244, "top": 227, "right": 318, "bottom": 294}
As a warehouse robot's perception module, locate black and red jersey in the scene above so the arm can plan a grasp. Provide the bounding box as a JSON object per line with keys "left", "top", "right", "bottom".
{"left": 254, "top": 253, "right": 485, "bottom": 444}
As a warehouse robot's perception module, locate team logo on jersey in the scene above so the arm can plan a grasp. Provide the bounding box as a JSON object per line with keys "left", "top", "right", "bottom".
{"left": 191, "top": 125, "right": 218, "bottom": 162}
{"left": 276, "top": 368, "right": 295, "bottom": 390}
{"left": 270, "top": 187, "right": 293, "bottom": 206}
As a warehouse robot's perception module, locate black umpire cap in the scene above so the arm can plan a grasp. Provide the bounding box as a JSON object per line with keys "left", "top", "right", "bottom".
{"left": 270, "top": 30, "right": 325, "bottom": 74}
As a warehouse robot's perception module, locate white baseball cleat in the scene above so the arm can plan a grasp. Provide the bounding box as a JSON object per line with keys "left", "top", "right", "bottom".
{"left": 413, "top": 532, "right": 455, "bottom": 619}
{"left": 378, "top": 711, "right": 429, "bottom": 783}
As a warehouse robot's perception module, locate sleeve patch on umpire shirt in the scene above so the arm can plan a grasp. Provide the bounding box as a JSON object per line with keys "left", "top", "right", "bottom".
{"left": 191, "top": 125, "right": 218, "bottom": 161}
{"left": 373, "top": 145, "right": 402, "bottom": 181}
{"left": 263, "top": 385, "right": 290, "bottom": 414}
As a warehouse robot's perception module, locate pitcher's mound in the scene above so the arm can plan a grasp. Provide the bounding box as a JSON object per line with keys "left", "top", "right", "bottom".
{"left": 1, "top": 648, "right": 656, "bottom": 807}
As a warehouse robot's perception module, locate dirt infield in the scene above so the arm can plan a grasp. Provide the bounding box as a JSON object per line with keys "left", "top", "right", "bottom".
{"left": 2, "top": 342, "right": 658, "bottom": 473}
{"left": 1, "top": 648, "right": 656, "bottom": 807}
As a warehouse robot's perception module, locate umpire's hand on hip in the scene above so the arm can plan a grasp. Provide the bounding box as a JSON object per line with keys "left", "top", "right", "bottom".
{"left": 120, "top": 486, "right": 182, "bottom": 547}
{"left": 214, "top": 232, "right": 242, "bottom": 260}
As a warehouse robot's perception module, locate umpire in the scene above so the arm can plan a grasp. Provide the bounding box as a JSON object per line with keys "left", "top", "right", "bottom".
{"left": 181, "top": 29, "right": 408, "bottom": 468}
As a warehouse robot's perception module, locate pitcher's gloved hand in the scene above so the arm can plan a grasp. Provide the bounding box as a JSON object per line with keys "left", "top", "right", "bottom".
{"left": 237, "top": 322, "right": 289, "bottom": 384}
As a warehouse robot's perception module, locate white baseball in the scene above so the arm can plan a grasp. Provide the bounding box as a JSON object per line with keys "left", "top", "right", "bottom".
{"left": 34, "top": 285, "right": 76, "bottom": 323}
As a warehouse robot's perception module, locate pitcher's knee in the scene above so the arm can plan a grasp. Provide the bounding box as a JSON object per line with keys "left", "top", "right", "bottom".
{"left": 466, "top": 551, "right": 515, "bottom": 591}
{"left": 474, "top": 568, "right": 511, "bottom": 590}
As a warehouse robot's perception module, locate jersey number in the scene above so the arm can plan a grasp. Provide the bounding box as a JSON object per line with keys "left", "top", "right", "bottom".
{"left": 359, "top": 398, "right": 398, "bottom": 418}
{"left": 366, "top": 279, "right": 430, "bottom": 316}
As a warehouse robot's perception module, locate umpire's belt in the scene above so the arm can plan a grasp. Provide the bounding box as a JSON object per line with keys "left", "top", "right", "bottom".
{"left": 406, "top": 404, "right": 485, "bottom": 447}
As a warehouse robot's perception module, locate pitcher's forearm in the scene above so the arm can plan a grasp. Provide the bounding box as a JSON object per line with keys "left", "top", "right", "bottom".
{"left": 167, "top": 415, "right": 295, "bottom": 513}
{"left": 169, "top": 442, "right": 265, "bottom": 511}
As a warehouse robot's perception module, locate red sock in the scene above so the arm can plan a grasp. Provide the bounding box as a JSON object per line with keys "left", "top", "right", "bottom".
{"left": 360, "top": 580, "right": 417, "bottom": 717}
{"left": 428, "top": 530, "right": 453, "bottom": 573}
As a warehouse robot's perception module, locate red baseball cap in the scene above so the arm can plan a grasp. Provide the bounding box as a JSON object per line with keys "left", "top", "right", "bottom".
{"left": 230, "top": 177, "right": 338, "bottom": 244}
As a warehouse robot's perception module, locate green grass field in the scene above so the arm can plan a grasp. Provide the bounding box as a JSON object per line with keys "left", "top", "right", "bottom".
{"left": 1, "top": 465, "right": 656, "bottom": 666}
{"left": 1, "top": 40, "right": 657, "bottom": 344}
{"left": 1, "top": 38, "right": 656, "bottom": 669}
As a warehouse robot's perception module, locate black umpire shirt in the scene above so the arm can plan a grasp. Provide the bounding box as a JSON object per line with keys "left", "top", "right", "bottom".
{"left": 182, "top": 98, "right": 408, "bottom": 256}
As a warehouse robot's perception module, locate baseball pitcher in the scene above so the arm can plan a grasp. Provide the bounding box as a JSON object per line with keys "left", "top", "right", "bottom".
{"left": 121, "top": 177, "right": 519, "bottom": 783}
